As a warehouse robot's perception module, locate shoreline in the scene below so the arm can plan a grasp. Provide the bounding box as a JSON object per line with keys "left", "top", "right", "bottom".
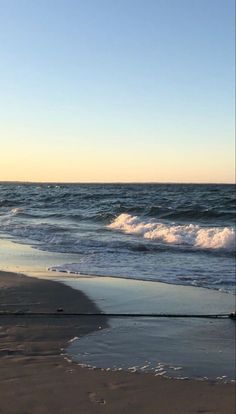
{"left": 0, "top": 237, "right": 234, "bottom": 297}
{"left": 0, "top": 270, "right": 235, "bottom": 414}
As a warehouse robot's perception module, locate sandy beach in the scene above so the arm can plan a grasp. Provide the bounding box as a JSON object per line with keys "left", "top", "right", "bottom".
{"left": 0, "top": 270, "right": 235, "bottom": 414}
{"left": 1, "top": 0, "right": 235, "bottom": 410}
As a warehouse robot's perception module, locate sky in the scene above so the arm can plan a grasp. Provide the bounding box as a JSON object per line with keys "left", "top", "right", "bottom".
{"left": 0, "top": 0, "right": 235, "bottom": 183}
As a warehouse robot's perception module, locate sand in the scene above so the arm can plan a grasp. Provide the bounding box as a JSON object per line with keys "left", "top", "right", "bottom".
{"left": 0, "top": 270, "right": 235, "bottom": 414}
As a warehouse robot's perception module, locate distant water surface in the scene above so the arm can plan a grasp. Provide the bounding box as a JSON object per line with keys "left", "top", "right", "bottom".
{"left": 0, "top": 183, "right": 235, "bottom": 293}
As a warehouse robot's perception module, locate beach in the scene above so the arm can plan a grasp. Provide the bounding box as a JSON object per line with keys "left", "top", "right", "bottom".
{"left": 0, "top": 270, "right": 235, "bottom": 414}
{"left": 1, "top": 0, "right": 235, "bottom": 409}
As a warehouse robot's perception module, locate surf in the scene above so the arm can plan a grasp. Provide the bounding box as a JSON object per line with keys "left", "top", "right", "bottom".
{"left": 108, "top": 213, "right": 235, "bottom": 251}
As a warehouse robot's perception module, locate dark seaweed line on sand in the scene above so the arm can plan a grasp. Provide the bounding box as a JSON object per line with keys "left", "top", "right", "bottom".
{"left": 0, "top": 311, "right": 235, "bottom": 319}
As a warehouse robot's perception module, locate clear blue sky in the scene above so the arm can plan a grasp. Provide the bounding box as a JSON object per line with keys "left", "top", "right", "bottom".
{"left": 0, "top": 0, "right": 235, "bottom": 182}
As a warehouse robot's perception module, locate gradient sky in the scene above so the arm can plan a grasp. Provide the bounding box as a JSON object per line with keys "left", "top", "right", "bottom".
{"left": 0, "top": 0, "right": 235, "bottom": 183}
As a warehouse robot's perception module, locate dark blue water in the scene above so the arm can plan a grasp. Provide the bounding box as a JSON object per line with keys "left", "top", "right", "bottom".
{"left": 0, "top": 183, "right": 235, "bottom": 292}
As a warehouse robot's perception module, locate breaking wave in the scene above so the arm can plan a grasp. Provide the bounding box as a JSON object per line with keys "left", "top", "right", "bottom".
{"left": 108, "top": 214, "right": 235, "bottom": 251}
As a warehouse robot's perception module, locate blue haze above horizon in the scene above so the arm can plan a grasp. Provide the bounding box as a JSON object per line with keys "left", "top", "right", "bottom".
{"left": 0, "top": 0, "right": 235, "bottom": 183}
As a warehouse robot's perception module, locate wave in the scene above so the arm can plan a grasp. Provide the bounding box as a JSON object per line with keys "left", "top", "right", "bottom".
{"left": 108, "top": 214, "right": 235, "bottom": 252}
{"left": 0, "top": 222, "right": 70, "bottom": 247}
{"left": 0, "top": 199, "right": 22, "bottom": 207}
{"left": 150, "top": 207, "right": 236, "bottom": 221}
{"left": 48, "top": 263, "right": 235, "bottom": 293}
{"left": 10, "top": 207, "right": 24, "bottom": 215}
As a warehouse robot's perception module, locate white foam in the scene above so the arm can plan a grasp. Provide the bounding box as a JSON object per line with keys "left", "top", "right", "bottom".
{"left": 68, "top": 336, "right": 79, "bottom": 343}
{"left": 48, "top": 263, "right": 81, "bottom": 274}
{"left": 108, "top": 214, "right": 235, "bottom": 251}
{"left": 10, "top": 207, "right": 23, "bottom": 215}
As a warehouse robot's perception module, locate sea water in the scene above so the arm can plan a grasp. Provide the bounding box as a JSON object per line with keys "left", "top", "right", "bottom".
{"left": 64, "top": 276, "right": 235, "bottom": 382}
{"left": 0, "top": 183, "right": 235, "bottom": 292}
{"left": 0, "top": 183, "right": 235, "bottom": 381}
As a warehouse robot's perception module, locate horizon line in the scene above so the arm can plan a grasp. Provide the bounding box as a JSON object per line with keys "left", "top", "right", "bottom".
{"left": 0, "top": 180, "right": 235, "bottom": 185}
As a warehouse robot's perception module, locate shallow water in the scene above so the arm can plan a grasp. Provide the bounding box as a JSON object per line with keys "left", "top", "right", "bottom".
{"left": 68, "top": 317, "right": 235, "bottom": 381}
{"left": 64, "top": 277, "right": 235, "bottom": 382}
{"left": 0, "top": 238, "right": 234, "bottom": 382}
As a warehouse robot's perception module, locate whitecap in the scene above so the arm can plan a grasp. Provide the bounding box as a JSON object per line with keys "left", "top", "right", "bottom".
{"left": 108, "top": 213, "right": 235, "bottom": 252}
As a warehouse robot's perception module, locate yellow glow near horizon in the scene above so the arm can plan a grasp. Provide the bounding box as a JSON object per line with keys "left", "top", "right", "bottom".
{"left": 1, "top": 117, "right": 235, "bottom": 184}
{"left": 1, "top": 140, "right": 234, "bottom": 184}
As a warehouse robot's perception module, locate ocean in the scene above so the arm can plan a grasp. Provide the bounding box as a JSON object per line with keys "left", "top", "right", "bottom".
{"left": 0, "top": 182, "right": 235, "bottom": 293}
{"left": 0, "top": 182, "right": 235, "bottom": 381}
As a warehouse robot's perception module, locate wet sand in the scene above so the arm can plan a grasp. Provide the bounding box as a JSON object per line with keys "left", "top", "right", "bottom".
{"left": 0, "top": 270, "right": 235, "bottom": 414}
